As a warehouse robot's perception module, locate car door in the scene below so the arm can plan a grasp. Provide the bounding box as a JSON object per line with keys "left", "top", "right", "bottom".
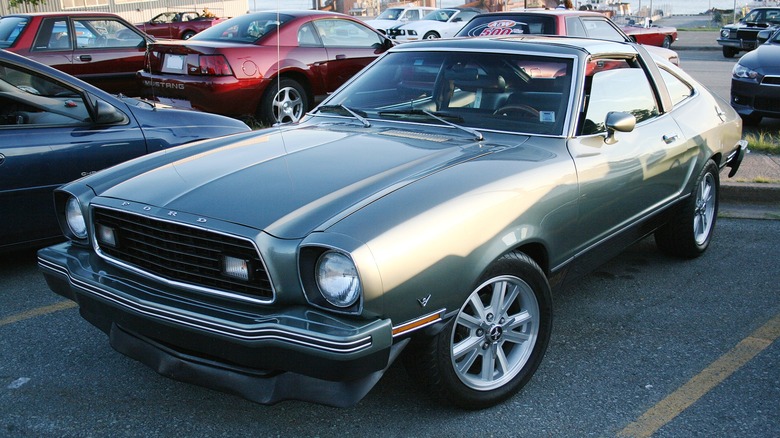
{"left": 67, "top": 17, "right": 148, "bottom": 95}
{"left": 311, "top": 18, "right": 388, "bottom": 93}
{"left": 566, "top": 59, "right": 694, "bottom": 257}
{"left": 0, "top": 60, "right": 147, "bottom": 249}
{"left": 143, "top": 13, "right": 175, "bottom": 39}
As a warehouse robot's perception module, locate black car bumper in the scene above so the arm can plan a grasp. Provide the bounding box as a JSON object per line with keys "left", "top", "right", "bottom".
{"left": 717, "top": 38, "right": 757, "bottom": 50}
{"left": 731, "top": 77, "right": 780, "bottom": 119}
{"left": 38, "top": 242, "right": 401, "bottom": 407}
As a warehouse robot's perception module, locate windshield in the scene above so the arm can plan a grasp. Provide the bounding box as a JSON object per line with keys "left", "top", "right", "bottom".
{"left": 376, "top": 8, "right": 403, "bottom": 20}
{"left": 192, "top": 13, "right": 293, "bottom": 43}
{"left": 0, "top": 17, "right": 29, "bottom": 48}
{"left": 323, "top": 51, "right": 574, "bottom": 136}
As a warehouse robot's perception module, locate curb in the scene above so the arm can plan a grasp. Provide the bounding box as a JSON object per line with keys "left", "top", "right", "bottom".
{"left": 721, "top": 182, "right": 780, "bottom": 204}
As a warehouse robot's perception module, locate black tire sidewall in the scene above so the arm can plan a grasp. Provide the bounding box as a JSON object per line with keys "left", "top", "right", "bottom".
{"left": 655, "top": 160, "right": 719, "bottom": 258}
{"left": 259, "top": 78, "right": 308, "bottom": 126}
{"left": 432, "top": 252, "right": 553, "bottom": 409}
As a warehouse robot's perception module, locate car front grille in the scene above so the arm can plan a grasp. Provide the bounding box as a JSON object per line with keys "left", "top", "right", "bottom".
{"left": 761, "top": 75, "right": 780, "bottom": 86}
{"left": 93, "top": 207, "right": 273, "bottom": 302}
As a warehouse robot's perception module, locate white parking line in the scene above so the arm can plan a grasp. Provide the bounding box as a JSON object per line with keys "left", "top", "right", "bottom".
{"left": 618, "top": 313, "right": 780, "bottom": 438}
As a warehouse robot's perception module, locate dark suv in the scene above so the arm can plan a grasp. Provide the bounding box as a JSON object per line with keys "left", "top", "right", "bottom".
{"left": 717, "top": 7, "right": 780, "bottom": 58}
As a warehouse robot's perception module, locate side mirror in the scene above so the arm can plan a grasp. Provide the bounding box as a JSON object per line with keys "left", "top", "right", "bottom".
{"left": 94, "top": 99, "right": 127, "bottom": 124}
{"left": 604, "top": 111, "right": 635, "bottom": 145}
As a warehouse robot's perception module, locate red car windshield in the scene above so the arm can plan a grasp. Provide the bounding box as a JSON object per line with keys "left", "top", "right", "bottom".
{"left": 191, "top": 13, "right": 293, "bottom": 43}
{"left": 0, "top": 16, "right": 29, "bottom": 48}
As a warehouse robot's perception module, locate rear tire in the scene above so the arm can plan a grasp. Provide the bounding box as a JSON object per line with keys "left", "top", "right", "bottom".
{"left": 181, "top": 30, "right": 196, "bottom": 40}
{"left": 655, "top": 160, "right": 719, "bottom": 258}
{"left": 258, "top": 78, "right": 308, "bottom": 126}
{"left": 404, "top": 252, "right": 552, "bottom": 409}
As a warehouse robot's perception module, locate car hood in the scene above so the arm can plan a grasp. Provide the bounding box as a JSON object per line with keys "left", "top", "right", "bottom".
{"left": 742, "top": 43, "right": 780, "bottom": 70}
{"left": 98, "top": 123, "right": 529, "bottom": 239}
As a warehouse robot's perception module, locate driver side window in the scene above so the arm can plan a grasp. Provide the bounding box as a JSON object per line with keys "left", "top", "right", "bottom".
{"left": 580, "top": 62, "right": 660, "bottom": 135}
{"left": 0, "top": 63, "right": 90, "bottom": 127}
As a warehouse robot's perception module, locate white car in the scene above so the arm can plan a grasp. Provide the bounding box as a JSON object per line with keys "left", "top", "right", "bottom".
{"left": 363, "top": 6, "right": 436, "bottom": 35}
{"left": 388, "top": 8, "right": 482, "bottom": 42}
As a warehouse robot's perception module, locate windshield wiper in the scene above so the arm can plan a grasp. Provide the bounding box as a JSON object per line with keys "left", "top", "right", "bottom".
{"left": 378, "top": 109, "right": 483, "bottom": 141}
{"left": 317, "top": 104, "right": 370, "bottom": 127}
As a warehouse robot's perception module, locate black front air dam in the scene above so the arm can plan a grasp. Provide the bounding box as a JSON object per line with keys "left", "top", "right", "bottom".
{"left": 109, "top": 323, "right": 409, "bottom": 408}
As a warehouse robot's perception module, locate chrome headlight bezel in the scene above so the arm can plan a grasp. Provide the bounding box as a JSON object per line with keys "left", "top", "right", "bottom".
{"left": 316, "top": 250, "right": 361, "bottom": 308}
{"left": 65, "top": 196, "right": 88, "bottom": 240}
{"left": 299, "top": 245, "right": 363, "bottom": 314}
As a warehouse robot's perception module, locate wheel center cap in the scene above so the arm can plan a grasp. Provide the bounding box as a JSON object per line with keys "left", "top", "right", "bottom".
{"left": 488, "top": 326, "right": 503, "bottom": 342}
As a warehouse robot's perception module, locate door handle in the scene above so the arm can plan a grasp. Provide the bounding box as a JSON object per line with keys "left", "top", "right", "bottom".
{"left": 662, "top": 134, "right": 678, "bottom": 144}
{"left": 79, "top": 55, "right": 92, "bottom": 62}
{"left": 335, "top": 54, "right": 346, "bottom": 60}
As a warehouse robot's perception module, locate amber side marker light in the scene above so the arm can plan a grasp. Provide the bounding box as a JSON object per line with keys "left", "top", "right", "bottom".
{"left": 392, "top": 309, "right": 445, "bottom": 337}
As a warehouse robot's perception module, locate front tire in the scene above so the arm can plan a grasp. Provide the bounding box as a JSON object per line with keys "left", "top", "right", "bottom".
{"left": 722, "top": 46, "right": 738, "bottom": 58}
{"left": 655, "top": 160, "right": 719, "bottom": 258}
{"left": 258, "top": 78, "right": 308, "bottom": 126}
{"left": 405, "top": 252, "right": 552, "bottom": 409}
{"left": 662, "top": 35, "right": 672, "bottom": 48}
{"left": 423, "top": 31, "right": 440, "bottom": 40}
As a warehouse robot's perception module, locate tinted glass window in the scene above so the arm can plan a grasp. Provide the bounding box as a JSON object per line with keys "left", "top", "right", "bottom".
{"left": 581, "top": 62, "right": 659, "bottom": 135}
{"left": 313, "top": 19, "right": 381, "bottom": 48}
{"left": 0, "top": 16, "right": 29, "bottom": 48}
{"left": 33, "top": 18, "right": 71, "bottom": 50}
{"left": 457, "top": 15, "right": 557, "bottom": 37}
{"left": 297, "top": 22, "right": 321, "bottom": 46}
{"left": 0, "top": 61, "right": 91, "bottom": 127}
{"left": 565, "top": 17, "right": 587, "bottom": 37}
{"left": 328, "top": 51, "right": 574, "bottom": 136}
{"left": 581, "top": 18, "right": 625, "bottom": 41}
{"left": 193, "top": 13, "right": 293, "bottom": 43}
{"left": 72, "top": 19, "right": 144, "bottom": 48}
{"left": 659, "top": 68, "right": 693, "bottom": 106}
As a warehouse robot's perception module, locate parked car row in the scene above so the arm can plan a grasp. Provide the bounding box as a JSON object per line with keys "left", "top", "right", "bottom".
{"left": 1, "top": 9, "right": 683, "bottom": 127}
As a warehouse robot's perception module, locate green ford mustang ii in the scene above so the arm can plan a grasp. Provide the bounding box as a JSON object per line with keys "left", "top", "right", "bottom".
{"left": 39, "top": 35, "right": 747, "bottom": 409}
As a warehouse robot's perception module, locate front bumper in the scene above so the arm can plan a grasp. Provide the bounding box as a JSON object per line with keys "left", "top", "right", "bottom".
{"left": 717, "top": 38, "right": 756, "bottom": 50}
{"left": 731, "top": 77, "right": 780, "bottom": 119}
{"left": 38, "top": 242, "right": 399, "bottom": 407}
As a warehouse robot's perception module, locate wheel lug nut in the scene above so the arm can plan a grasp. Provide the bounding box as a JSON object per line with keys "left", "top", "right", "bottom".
{"left": 482, "top": 343, "right": 490, "bottom": 350}
{"left": 486, "top": 313, "right": 494, "bottom": 322}
{"left": 476, "top": 329, "right": 484, "bottom": 336}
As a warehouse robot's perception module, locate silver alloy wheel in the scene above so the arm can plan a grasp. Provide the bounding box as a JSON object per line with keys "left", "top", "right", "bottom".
{"left": 272, "top": 86, "right": 304, "bottom": 124}
{"left": 693, "top": 172, "right": 716, "bottom": 245}
{"left": 450, "top": 275, "right": 539, "bottom": 391}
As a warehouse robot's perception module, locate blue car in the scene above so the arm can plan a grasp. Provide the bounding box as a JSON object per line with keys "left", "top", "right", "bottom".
{"left": 0, "top": 49, "right": 250, "bottom": 252}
